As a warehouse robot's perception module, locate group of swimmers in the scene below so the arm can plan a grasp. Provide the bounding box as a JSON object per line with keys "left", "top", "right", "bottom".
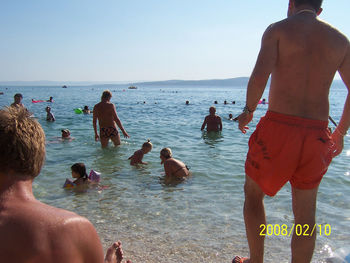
{"left": 10, "top": 90, "right": 191, "bottom": 188}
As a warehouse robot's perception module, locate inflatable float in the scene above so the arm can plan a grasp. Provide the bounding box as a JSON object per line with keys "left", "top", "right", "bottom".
{"left": 63, "top": 169, "right": 101, "bottom": 188}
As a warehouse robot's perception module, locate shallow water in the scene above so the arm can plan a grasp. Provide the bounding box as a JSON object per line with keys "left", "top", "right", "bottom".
{"left": 0, "top": 83, "right": 349, "bottom": 262}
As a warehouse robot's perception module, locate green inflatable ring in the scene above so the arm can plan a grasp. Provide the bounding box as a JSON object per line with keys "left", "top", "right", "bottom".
{"left": 74, "top": 108, "right": 83, "bottom": 114}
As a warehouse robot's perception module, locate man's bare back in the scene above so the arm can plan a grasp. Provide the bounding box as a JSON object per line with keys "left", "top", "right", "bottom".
{"left": 266, "top": 11, "right": 349, "bottom": 120}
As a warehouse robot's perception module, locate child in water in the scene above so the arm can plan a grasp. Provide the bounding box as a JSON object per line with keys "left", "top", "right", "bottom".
{"left": 46, "top": 106, "right": 55, "bottom": 121}
{"left": 128, "top": 140, "right": 153, "bottom": 165}
{"left": 71, "top": 163, "right": 90, "bottom": 186}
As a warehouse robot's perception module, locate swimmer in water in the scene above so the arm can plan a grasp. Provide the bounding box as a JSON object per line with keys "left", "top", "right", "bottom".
{"left": 128, "top": 140, "right": 153, "bottom": 165}
{"left": 11, "top": 93, "right": 26, "bottom": 109}
{"left": 83, "top": 105, "right": 91, "bottom": 114}
{"left": 160, "top": 148, "right": 189, "bottom": 180}
{"left": 71, "top": 163, "right": 90, "bottom": 186}
{"left": 201, "top": 106, "right": 222, "bottom": 132}
{"left": 61, "top": 129, "right": 73, "bottom": 140}
{"left": 46, "top": 106, "right": 55, "bottom": 122}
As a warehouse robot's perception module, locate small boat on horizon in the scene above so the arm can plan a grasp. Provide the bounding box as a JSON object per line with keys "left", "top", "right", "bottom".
{"left": 128, "top": 86, "right": 137, "bottom": 89}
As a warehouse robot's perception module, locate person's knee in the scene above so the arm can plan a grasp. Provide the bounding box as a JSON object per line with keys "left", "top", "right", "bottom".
{"left": 244, "top": 176, "right": 264, "bottom": 201}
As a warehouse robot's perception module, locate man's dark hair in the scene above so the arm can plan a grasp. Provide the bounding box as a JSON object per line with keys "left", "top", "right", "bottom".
{"left": 294, "top": 0, "right": 323, "bottom": 11}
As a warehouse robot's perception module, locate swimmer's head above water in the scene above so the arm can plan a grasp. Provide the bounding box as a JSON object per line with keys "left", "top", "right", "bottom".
{"left": 160, "top": 148, "right": 172, "bottom": 164}
{"left": 142, "top": 140, "right": 153, "bottom": 154}
{"left": 61, "top": 129, "right": 71, "bottom": 138}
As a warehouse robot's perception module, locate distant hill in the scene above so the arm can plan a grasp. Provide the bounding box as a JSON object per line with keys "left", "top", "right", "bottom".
{"left": 135, "top": 77, "right": 250, "bottom": 87}
{"left": 0, "top": 77, "right": 344, "bottom": 87}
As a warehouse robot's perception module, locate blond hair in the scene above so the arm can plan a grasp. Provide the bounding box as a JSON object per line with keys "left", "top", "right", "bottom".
{"left": 142, "top": 139, "right": 153, "bottom": 149}
{"left": 0, "top": 107, "right": 45, "bottom": 177}
{"left": 160, "top": 148, "right": 172, "bottom": 159}
{"left": 101, "top": 90, "right": 112, "bottom": 100}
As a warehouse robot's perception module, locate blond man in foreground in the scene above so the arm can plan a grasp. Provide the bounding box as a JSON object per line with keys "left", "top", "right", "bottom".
{"left": 0, "top": 107, "right": 126, "bottom": 263}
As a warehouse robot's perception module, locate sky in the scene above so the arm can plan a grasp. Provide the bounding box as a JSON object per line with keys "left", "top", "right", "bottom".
{"left": 0, "top": 0, "right": 349, "bottom": 82}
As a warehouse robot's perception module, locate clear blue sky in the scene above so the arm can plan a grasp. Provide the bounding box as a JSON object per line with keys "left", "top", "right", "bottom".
{"left": 0, "top": 0, "right": 349, "bottom": 82}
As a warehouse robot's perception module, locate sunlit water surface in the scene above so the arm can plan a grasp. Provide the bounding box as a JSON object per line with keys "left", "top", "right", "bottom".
{"left": 0, "top": 83, "right": 349, "bottom": 262}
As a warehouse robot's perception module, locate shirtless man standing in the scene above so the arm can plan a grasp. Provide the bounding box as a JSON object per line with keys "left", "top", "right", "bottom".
{"left": 0, "top": 107, "right": 127, "bottom": 263}
{"left": 93, "top": 90, "right": 129, "bottom": 148}
{"left": 201, "top": 106, "right": 223, "bottom": 132}
{"left": 234, "top": 1, "right": 350, "bottom": 263}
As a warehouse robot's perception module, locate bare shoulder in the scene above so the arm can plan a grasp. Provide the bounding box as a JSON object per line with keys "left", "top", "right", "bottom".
{"left": 319, "top": 19, "right": 349, "bottom": 42}
{"left": 93, "top": 102, "right": 102, "bottom": 111}
{"left": 0, "top": 200, "right": 103, "bottom": 263}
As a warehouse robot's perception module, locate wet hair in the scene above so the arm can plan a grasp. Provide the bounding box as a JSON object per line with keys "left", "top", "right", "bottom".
{"left": 61, "top": 129, "right": 70, "bottom": 137}
{"left": 160, "top": 148, "right": 172, "bottom": 159}
{"left": 293, "top": 0, "right": 323, "bottom": 11}
{"left": 142, "top": 139, "right": 153, "bottom": 149}
{"left": 0, "top": 107, "right": 45, "bottom": 177}
{"left": 209, "top": 106, "right": 216, "bottom": 113}
{"left": 84, "top": 105, "right": 89, "bottom": 110}
{"left": 71, "top": 163, "right": 88, "bottom": 179}
{"left": 14, "top": 93, "right": 23, "bottom": 98}
{"left": 101, "top": 90, "right": 112, "bottom": 100}
{"left": 46, "top": 106, "right": 51, "bottom": 111}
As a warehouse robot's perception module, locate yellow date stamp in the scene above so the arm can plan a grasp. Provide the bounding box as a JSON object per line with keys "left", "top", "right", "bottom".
{"left": 259, "top": 224, "right": 331, "bottom": 237}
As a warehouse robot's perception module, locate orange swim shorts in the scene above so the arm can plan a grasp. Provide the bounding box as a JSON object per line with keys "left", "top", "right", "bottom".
{"left": 245, "top": 111, "right": 333, "bottom": 196}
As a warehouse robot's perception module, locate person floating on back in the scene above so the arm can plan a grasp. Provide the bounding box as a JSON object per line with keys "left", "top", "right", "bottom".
{"left": 201, "top": 106, "right": 222, "bottom": 132}
{"left": 234, "top": 0, "right": 350, "bottom": 263}
{"left": 128, "top": 140, "right": 153, "bottom": 165}
{"left": 93, "top": 90, "right": 129, "bottom": 148}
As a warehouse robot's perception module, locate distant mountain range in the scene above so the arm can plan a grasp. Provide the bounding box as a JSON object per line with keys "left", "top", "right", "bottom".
{"left": 0, "top": 77, "right": 250, "bottom": 87}
{"left": 133, "top": 77, "right": 250, "bottom": 87}
{"left": 0, "top": 77, "right": 344, "bottom": 87}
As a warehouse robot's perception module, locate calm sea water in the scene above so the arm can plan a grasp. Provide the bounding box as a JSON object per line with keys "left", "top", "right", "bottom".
{"left": 0, "top": 83, "right": 349, "bottom": 263}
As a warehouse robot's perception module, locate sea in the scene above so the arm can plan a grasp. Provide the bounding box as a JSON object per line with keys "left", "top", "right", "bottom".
{"left": 0, "top": 83, "right": 349, "bottom": 263}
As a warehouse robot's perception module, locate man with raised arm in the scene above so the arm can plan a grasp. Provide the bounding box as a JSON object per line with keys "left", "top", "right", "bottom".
{"left": 0, "top": 107, "right": 128, "bottom": 263}
{"left": 93, "top": 90, "right": 129, "bottom": 148}
{"left": 234, "top": 1, "right": 350, "bottom": 263}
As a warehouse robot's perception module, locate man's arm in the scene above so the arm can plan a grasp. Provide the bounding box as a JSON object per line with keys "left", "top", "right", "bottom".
{"left": 238, "top": 24, "right": 278, "bottom": 133}
{"left": 92, "top": 106, "right": 99, "bottom": 141}
{"left": 113, "top": 105, "right": 129, "bottom": 138}
{"left": 333, "top": 41, "right": 350, "bottom": 156}
{"left": 201, "top": 117, "right": 207, "bottom": 130}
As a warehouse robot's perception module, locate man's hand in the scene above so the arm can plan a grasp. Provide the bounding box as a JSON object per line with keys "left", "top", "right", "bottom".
{"left": 95, "top": 134, "right": 100, "bottom": 141}
{"left": 331, "top": 129, "right": 345, "bottom": 157}
{"left": 122, "top": 130, "right": 130, "bottom": 138}
{"left": 237, "top": 112, "right": 253, "bottom": 134}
